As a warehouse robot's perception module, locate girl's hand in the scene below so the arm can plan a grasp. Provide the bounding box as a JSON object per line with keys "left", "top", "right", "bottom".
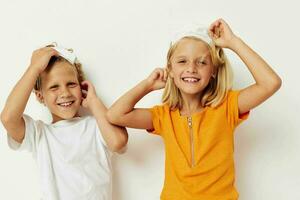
{"left": 146, "top": 68, "right": 167, "bottom": 91}
{"left": 81, "top": 80, "right": 98, "bottom": 109}
{"left": 29, "top": 47, "right": 59, "bottom": 73}
{"left": 208, "top": 18, "right": 238, "bottom": 49}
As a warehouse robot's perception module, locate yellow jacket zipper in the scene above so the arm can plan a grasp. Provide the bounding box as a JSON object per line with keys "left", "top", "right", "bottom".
{"left": 187, "top": 116, "right": 195, "bottom": 167}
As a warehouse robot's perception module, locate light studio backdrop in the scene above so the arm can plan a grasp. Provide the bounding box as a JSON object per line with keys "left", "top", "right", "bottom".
{"left": 0, "top": 0, "right": 299, "bottom": 199}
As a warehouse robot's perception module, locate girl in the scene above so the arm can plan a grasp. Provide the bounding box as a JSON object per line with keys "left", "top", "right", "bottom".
{"left": 106, "top": 19, "right": 281, "bottom": 200}
{"left": 1, "top": 44, "right": 128, "bottom": 200}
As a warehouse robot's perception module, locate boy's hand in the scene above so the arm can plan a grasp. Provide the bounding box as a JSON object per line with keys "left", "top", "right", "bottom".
{"left": 29, "top": 47, "right": 59, "bottom": 73}
{"left": 208, "top": 18, "right": 238, "bottom": 49}
{"left": 81, "top": 80, "right": 98, "bottom": 109}
{"left": 146, "top": 68, "right": 167, "bottom": 91}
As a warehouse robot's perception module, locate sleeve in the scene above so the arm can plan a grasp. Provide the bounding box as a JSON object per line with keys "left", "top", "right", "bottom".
{"left": 7, "top": 114, "right": 38, "bottom": 152}
{"left": 226, "top": 90, "right": 250, "bottom": 128}
{"left": 147, "top": 105, "right": 164, "bottom": 136}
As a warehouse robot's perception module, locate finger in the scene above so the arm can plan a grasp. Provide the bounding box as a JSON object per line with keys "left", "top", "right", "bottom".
{"left": 209, "top": 19, "right": 220, "bottom": 31}
{"left": 81, "top": 80, "right": 96, "bottom": 93}
{"left": 208, "top": 29, "right": 214, "bottom": 39}
{"left": 81, "top": 90, "right": 87, "bottom": 98}
{"left": 49, "top": 49, "right": 59, "bottom": 57}
{"left": 153, "top": 68, "right": 162, "bottom": 80}
{"left": 163, "top": 69, "right": 168, "bottom": 81}
{"left": 81, "top": 80, "right": 91, "bottom": 86}
{"left": 218, "top": 18, "right": 227, "bottom": 26}
{"left": 80, "top": 81, "right": 89, "bottom": 91}
{"left": 158, "top": 68, "right": 164, "bottom": 80}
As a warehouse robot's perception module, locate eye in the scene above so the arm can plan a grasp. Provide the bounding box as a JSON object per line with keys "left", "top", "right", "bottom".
{"left": 177, "top": 60, "right": 186, "bottom": 64}
{"left": 67, "top": 82, "right": 78, "bottom": 88}
{"left": 197, "top": 60, "right": 207, "bottom": 65}
{"left": 49, "top": 85, "right": 58, "bottom": 90}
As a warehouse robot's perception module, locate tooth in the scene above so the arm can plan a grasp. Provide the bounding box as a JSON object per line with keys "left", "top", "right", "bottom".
{"left": 59, "top": 101, "right": 73, "bottom": 106}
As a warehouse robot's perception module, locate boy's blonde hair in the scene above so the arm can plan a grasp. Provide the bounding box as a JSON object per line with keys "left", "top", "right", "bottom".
{"left": 34, "top": 44, "right": 85, "bottom": 91}
{"left": 162, "top": 36, "right": 233, "bottom": 109}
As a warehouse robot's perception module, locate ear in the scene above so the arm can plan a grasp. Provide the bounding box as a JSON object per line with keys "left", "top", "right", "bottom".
{"left": 34, "top": 90, "right": 44, "bottom": 104}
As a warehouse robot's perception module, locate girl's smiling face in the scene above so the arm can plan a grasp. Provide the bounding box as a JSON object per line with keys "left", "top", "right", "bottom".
{"left": 37, "top": 61, "right": 82, "bottom": 123}
{"left": 169, "top": 38, "right": 215, "bottom": 97}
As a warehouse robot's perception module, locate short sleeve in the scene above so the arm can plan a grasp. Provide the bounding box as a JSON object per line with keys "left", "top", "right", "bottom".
{"left": 147, "top": 105, "right": 164, "bottom": 136}
{"left": 226, "top": 90, "right": 250, "bottom": 128}
{"left": 7, "top": 114, "right": 37, "bottom": 152}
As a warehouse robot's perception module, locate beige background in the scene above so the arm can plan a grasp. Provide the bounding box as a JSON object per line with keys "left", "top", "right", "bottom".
{"left": 0, "top": 0, "right": 299, "bottom": 199}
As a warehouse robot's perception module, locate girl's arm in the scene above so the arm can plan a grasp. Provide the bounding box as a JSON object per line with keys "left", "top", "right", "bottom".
{"left": 209, "top": 19, "right": 282, "bottom": 114}
{"left": 81, "top": 81, "right": 128, "bottom": 153}
{"left": 1, "top": 48, "right": 58, "bottom": 143}
{"left": 106, "top": 68, "right": 167, "bottom": 130}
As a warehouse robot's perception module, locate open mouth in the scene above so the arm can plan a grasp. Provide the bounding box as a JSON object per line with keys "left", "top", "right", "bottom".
{"left": 181, "top": 77, "right": 200, "bottom": 83}
{"left": 57, "top": 101, "right": 75, "bottom": 107}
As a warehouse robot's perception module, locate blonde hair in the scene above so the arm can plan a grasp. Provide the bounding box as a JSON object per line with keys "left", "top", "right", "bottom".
{"left": 162, "top": 36, "right": 233, "bottom": 110}
{"left": 34, "top": 44, "right": 85, "bottom": 91}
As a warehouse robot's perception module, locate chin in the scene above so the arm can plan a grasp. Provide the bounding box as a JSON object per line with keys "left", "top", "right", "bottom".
{"left": 179, "top": 87, "right": 203, "bottom": 95}
{"left": 52, "top": 112, "right": 79, "bottom": 122}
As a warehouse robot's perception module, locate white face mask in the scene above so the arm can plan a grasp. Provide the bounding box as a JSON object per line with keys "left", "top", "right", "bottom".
{"left": 51, "top": 46, "right": 78, "bottom": 65}
{"left": 171, "top": 25, "right": 212, "bottom": 45}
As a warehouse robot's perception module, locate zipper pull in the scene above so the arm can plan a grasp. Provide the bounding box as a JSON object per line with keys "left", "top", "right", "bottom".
{"left": 188, "top": 116, "right": 192, "bottom": 126}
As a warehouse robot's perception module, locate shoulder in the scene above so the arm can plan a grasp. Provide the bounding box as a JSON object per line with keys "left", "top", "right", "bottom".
{"left": 80, "top": 115, "right": 95, "bottom": 123}
{"left": 216, "top": 90, "right": 240, "bottom": 108}
{"left": 149, "top": 104, "right": 172, "bottom": 116}
{"left": 227, "top": 90, "right": 240, "bottom": 99}
{"left": 80, "top": 115, "right": 100, "bottom": 131}
{"left": 23, "top": 114, "right": 46, "bottom": 130}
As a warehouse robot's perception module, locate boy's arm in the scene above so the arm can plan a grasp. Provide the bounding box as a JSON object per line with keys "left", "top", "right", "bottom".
{"left": 81, "top": 81, "right": 128, "bottom": 153}
{"left": 1, "top": 48, "right": 58, "bottom": 143}
{"left": 209, "top": 19, "right": 282, "bottom": 114}
{"left": 106, "top": 68, "right": 167, "bottom": 130}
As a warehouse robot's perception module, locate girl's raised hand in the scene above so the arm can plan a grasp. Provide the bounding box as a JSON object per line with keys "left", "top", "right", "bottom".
{"left": 146, "top": 68, "right": 168, "bottom": 91}
{"left": 29, "top": 47, "right": 59, "bottom": 73}
{"left": 208, "top": 19, "right": 237, "bottom": 49}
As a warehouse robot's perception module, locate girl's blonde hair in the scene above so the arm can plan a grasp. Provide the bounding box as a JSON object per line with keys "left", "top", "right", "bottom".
{"left": 34, "top": 44, "right": 85, "bottom": 91}
{"left": 162, "top": 36, "right": 233, "bottom": 109}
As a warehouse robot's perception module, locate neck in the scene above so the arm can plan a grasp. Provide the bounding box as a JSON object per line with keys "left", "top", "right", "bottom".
{"left": 180, "top": 92, "right": 203, "bottom": 116}
{"left": 51, "top": 113, "right": 80, "bottom": 123}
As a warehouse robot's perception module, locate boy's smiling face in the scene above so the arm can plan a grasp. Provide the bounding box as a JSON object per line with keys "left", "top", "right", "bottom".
{"left": 36, "top": 61, "right": 82, "bottom": 123}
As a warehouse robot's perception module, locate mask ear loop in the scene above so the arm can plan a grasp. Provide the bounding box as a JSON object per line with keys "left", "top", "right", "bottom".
{"left": 52, "top": 42, "right": 58, "bottom": 47}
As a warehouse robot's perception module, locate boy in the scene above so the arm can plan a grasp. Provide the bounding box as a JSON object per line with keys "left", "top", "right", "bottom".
{"left": 1, "top": 45, "right": 128, "bottom": 200}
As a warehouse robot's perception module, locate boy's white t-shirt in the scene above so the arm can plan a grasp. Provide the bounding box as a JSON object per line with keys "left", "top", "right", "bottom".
{"left": 7, "top": 115, "right": 112, "bottom": 200}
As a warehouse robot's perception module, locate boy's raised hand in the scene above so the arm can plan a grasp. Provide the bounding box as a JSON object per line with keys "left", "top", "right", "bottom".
{"left": 81, "top": 80, "right": 98, "bottom": 109}
{"left": 146, "top": 68, "right": 168, "bottom": 91}
{"left": 29, "top": 47, "right": 59, "bottom": 73}
{"left": 208, "top": 18, "right": 237, "bottom": 49}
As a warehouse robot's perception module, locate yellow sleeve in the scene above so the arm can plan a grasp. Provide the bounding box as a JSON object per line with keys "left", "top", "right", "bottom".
{"left": 227, "top": 90, "right": 250, "bottom": 128}
{"left": 147, "top": 105, "right": 164, "bottom": 136}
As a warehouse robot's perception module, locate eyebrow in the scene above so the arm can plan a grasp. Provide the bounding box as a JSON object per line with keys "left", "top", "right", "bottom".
{"left": 48, "top": 84, "right": 59, "bottom": 89}
{"left": 66, "top": 81, "right": 78, "bottom": 85}
{"left": 173, "top": 55, "right": 210, "bottom": 59}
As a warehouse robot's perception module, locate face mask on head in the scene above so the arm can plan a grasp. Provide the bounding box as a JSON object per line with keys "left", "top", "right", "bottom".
{"left": 51, "top": 46, "right": 78, "bottom": 65}
{"left": 170, "top": 24, "right": 213, "bottom": 45}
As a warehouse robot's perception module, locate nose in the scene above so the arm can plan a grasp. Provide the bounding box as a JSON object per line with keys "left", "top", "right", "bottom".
{"left": 186, "top": 62, "right": 197, "bottom": 73}
{"left": 60, "top": 86, "right": 72, "bottom": 98}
